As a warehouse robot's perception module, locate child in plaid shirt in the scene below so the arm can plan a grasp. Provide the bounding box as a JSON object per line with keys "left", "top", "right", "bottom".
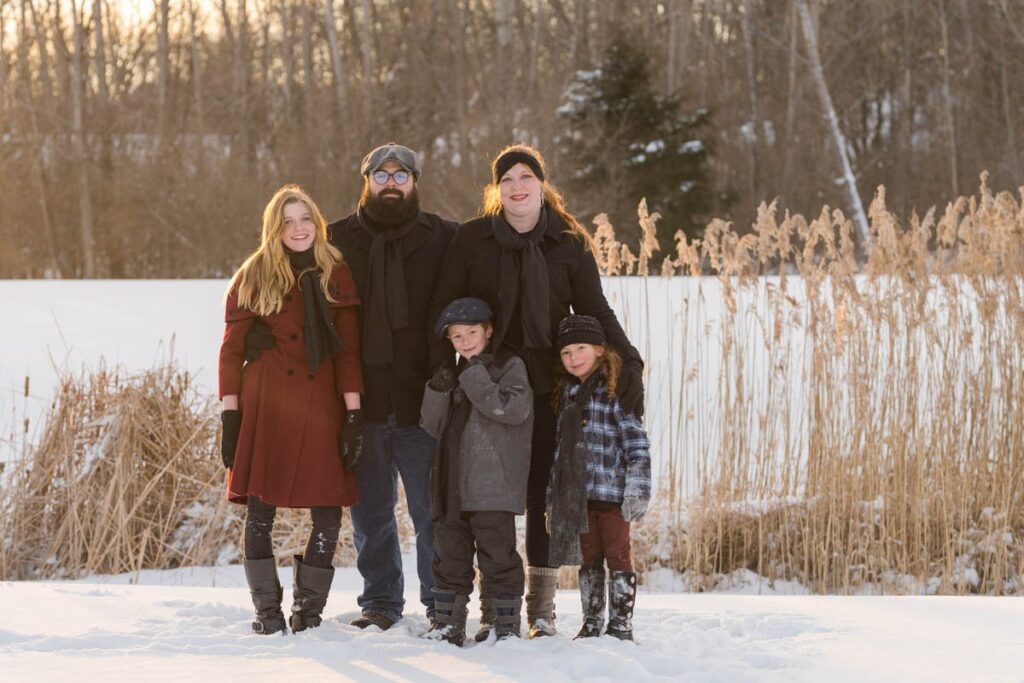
{"left": 546, "top": 314, "right": 651, "bottom": 642}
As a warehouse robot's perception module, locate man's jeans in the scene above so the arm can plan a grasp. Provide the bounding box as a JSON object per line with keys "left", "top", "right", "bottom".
{"left": 350, "top": 416, "right": 436, "bottom": 621}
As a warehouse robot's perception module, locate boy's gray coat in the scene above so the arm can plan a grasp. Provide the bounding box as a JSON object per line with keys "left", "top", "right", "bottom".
{"left": 420, "top": 353, "right": 534, "bottom": 514}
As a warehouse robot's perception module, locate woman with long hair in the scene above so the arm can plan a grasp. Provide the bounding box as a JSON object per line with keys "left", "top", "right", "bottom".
{"left": 428, "top": 144, "right": 644, "bottom": 640}
{"left": 219, "top": 184, "right": 364, "bottom": 635}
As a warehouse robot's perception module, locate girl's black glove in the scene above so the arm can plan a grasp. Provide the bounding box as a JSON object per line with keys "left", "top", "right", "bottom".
{"left": 243, "top": 319, "right": 276, "bottom": 362}
{"left": 340, "top": 409, "right": 365, "bottom": 472}
{"left": 220, "top": 410, "right": 242, "bottom": 469}
{"left": 617, "top": 363, "right": 645, "bottom": 419}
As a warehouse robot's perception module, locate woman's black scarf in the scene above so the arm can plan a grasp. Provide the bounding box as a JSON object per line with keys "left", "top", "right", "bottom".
{"left": 491, "top": 208, "right": 552, "bottom": 350}
{"left": 286, "top": 248, "right": 344, "bottom": 373}
{"left": 357, "top": 208, "right": 421, "bottom": 366}
{"left": 547, "top": 370, "right": 603, "bottom": 567}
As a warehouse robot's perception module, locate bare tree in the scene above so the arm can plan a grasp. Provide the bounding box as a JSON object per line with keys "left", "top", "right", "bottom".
{"left": 187, "top": 0, "right": 205, "bottom": 131}
{"left": 741, "top": 0, "right": 761, "bottom": 218}
{"left": 360, "top": 0, "right": 374, "bottom": 122}
{"left": 156, "top": 0, "right": 170, "bottom": 141}
{"left": 795, "top": 0, "right": 869, "bottom": 246}
{"left": 937, "top": 0, "right": 959, "bottom": 197}
{"left": 323, "top": 0, "right": 346, "bottom": 116}
{"left": 69, "top": 0, "right": 97, "bottom": 276}
{"left": 278, "top": 0, "right": 293, "bottom": 126}
{"left": 0, "top": 0, "right": 9, "bottom": 121}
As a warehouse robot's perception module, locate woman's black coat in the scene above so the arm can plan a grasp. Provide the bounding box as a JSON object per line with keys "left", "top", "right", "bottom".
{"left": 428, "top": 212, "right": 642, "bottom": 396}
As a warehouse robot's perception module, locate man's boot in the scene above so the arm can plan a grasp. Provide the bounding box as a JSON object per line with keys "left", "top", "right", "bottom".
{"left": 349, "top": 611, "right": 395, "bottom": 630}
{"left": 473, "top": 595, "right": 496, "bottom": 643}
{"left": 606, "top": 570, "right": 637, "bottom": 642}
{"left": 289, "top": 555, "right": 335, "bottom": 632}
{"left": 243, "top": 557, "right": 287, "bottom": 635}
{"left": 424, "top": 589, "right": 469, "bottom": 647}
{"left": 574, "top": 568, "right": 606, "bottom": 639}
{"left": 525, "top": 566, "right": 559, "bottom": 638}
{"left": 492, "top": 593, "right": 522, "bottom": 641}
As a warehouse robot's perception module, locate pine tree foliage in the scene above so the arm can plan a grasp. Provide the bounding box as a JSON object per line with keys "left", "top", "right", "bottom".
{"left": 555, "top": 41, "right": 722, "bottom": 250}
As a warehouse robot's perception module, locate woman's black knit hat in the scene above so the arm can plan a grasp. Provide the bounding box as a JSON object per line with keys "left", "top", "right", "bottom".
{"left": 492, "top": 148, "right": 546, "bottom": 184}
{"left": 557, "top": 315, "right": 606, "bottom": 349}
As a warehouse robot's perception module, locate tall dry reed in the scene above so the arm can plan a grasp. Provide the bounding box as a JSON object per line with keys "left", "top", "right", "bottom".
{"left": 600, "top": 175, "right": 1024, "bottom": 594}
{"left": 0, "top": 362, "right": 362, "bottom": 580}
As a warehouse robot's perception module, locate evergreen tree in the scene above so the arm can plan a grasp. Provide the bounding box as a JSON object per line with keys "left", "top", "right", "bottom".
{"left": 555, "top": 40, "right": 722, "bottom": 254}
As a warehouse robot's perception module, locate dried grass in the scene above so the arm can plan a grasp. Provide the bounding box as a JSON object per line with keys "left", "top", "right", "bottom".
{"left": 0, "top": 362, "right": 363, "bottom": 580}
{"left": 604, "top": 182, "right": 1024, "bottom": 594}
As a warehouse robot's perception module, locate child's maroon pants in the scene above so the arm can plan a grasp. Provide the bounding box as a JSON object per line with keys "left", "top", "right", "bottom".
{"left": 579, "top": 500, "right": 633, "bottom": 571}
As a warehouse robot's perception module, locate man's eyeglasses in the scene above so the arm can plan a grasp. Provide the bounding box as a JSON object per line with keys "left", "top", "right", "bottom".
{"left": 372, "top": 170, "right": 411, "bottom": 186}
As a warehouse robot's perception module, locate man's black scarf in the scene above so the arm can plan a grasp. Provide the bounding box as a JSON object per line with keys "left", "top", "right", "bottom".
{"left": 491, "top": 208, "right": 552, "bottom": 350}
{"left": 547, "top": 370, "right": 603, "bottom": 567}
{"left": 357, "top": 208, "right": 422, "bottom": 366}
{"left": 286, "top": 248, "right": 344, "bottom": 373}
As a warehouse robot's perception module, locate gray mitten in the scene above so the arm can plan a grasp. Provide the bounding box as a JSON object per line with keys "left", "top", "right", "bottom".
{"left": 620, "top": 495, "right": 648, "bottom": 523}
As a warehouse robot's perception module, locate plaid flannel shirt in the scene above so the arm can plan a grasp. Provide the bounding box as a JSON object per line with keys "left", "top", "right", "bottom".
{"left": 549, "top": 380, "right": 652, "bottom": 505}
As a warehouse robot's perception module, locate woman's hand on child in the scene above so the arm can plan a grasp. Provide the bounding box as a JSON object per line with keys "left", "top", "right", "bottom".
{"left": 617, "top": 363, "right": 645, "bottom": 419}
{"left": 220, "top": 410, "right": 242, "bottom": 469}
{"left": 340, "top": 409, "right": 365, "bottom": 471}
{"left": 621, "top": 496, "right": 647, "bottom": 522}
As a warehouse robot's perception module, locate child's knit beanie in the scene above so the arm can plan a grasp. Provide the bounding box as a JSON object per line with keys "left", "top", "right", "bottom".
{"left": 557, "top": 315, "right": 606, "bottom": 349}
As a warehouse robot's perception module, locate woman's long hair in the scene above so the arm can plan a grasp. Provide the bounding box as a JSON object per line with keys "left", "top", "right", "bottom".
{"left": 228, "top": 184, "right": 343, "bottom": 316}
{"left": 551, "top": 345, "right": 623, "bottom": 412}
{"left": 482, "top": 143, "right": 598, "bottom": 255}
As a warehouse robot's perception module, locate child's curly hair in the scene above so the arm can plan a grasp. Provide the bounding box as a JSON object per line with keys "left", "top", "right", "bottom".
{"left": 551, "top": 346, "right": 623, "bottom": 412}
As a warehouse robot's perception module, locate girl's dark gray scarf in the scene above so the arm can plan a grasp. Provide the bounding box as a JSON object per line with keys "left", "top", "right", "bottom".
{"left": 491, "top": 208, "right": 552, "bottom": 350}
{"left": 547, "top": 370, "right": 603, "bottom": 567}
{"left": 357, "top": 208, "right": 421, "bottom": 366}
{"left": 286, "top": 248, "right": 344, "bottom": 373}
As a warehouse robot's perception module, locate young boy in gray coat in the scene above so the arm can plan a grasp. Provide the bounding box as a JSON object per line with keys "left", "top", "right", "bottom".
{"left": 420, "top": 297, "right": 534, "bottom": 646}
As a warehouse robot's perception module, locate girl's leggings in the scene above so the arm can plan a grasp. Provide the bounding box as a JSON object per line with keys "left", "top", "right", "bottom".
{"left": 244, "top": 496, "right": 342, "bottom": 568}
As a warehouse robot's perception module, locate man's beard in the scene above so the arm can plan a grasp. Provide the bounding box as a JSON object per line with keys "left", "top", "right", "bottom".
{"left": 359, "top": 184, "right": 420, "bottom": 229}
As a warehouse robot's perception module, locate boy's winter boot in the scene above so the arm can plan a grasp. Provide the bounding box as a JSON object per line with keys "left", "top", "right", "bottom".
{"left": 574, "top": 568, "right": 606, "bottom": 639}
{"left": 243, "top": 557, "right": 287, "bottom": 635}
{"left": 424, "top": 589, "right": 469, "bottom": 647}
{"left": 473, "top": 595, "right": 496, "bottom": 643}
{"left": 289, "top": 555, "right": 335, "bottom": 633}
{"left": 525, "top": 566, "right": 559, "bottom": 638}
{"left": 491, "top": 593, "right": 522, "bottom": 641}
{"left": 605, "top": 570, "right": 637, "bottom": 642}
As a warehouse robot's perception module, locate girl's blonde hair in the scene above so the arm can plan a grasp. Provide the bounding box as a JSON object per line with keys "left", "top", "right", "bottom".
{"left": 482, "top": 143, "right": 598, "bottom": 254}
{"left": 228, "top": 184, "right": 342, "bottom": 317}
{"left": 552, "top": 345, "right": 623, "bottom": 412}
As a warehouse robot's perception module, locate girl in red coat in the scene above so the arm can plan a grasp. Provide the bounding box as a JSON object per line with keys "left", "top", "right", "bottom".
{"left": 219, "top": 184, "right": 364, "bottom": 635}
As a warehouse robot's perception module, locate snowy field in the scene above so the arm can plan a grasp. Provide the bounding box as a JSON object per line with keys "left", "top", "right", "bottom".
{"left": 1, "top": 557, "right": 1022, "bottom": 683}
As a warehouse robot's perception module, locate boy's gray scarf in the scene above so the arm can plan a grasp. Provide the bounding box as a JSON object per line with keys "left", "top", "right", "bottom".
{"left": 547, "top": 371, "right": 603, "bottom": 567}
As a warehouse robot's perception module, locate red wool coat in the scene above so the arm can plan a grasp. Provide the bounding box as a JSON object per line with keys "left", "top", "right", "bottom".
{"left": 218, "top": 264, "right": 363, "bottom": 508}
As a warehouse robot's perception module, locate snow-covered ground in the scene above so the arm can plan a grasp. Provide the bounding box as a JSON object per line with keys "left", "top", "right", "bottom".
{"left": 2, "top": 556, "right": 1022, "bottom": 682}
